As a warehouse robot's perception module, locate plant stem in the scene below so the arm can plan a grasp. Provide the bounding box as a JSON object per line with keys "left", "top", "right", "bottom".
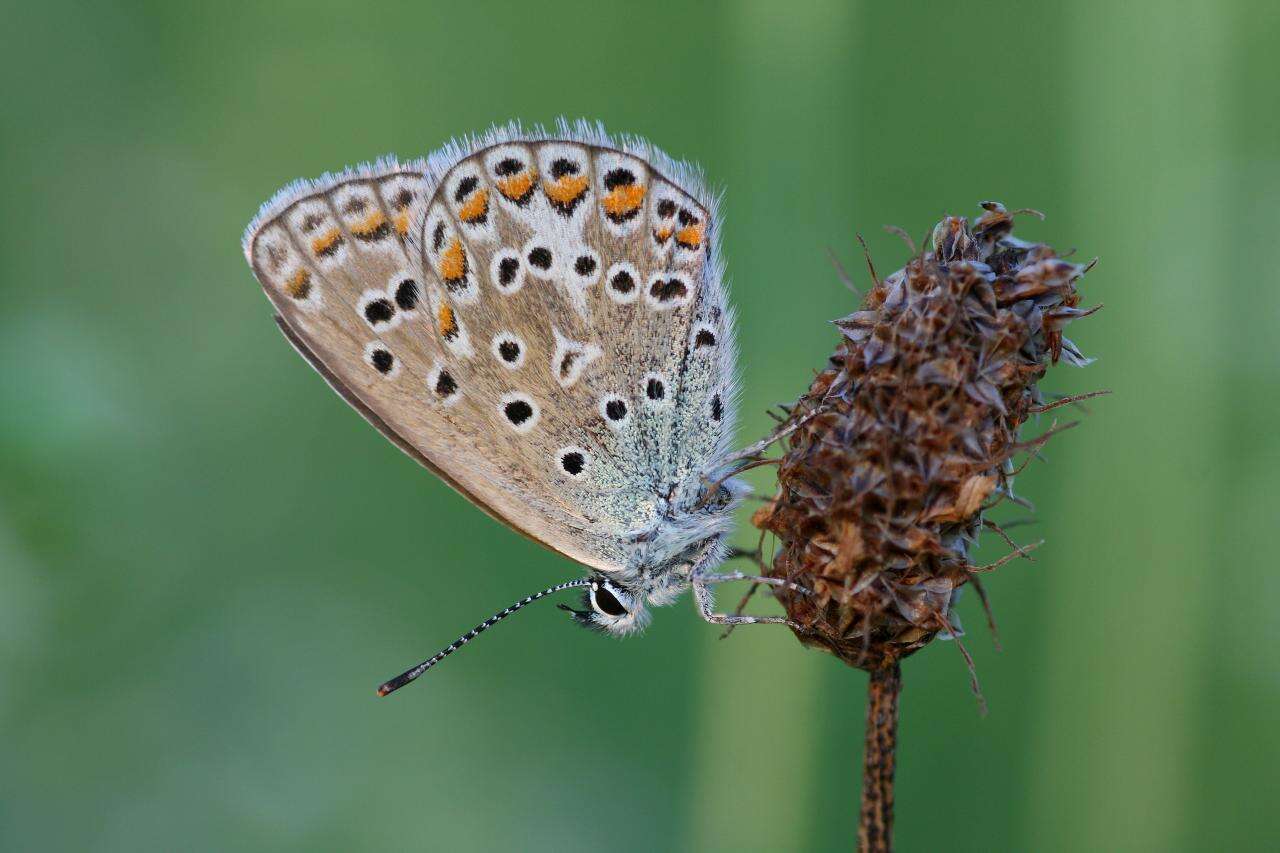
{"left": 859, "top": 664, "right": 901, "bottom": 852}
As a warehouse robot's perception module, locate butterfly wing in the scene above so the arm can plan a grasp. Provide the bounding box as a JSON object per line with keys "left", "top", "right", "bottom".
{"left": 243, "top": 124, "right": 736, "bottom": 574}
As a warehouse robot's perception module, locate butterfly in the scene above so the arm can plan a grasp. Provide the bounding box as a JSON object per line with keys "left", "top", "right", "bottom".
{"left": 242, "top": 121, "right": 801, "bottom": 696}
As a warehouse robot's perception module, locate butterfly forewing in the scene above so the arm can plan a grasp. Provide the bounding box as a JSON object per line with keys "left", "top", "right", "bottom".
{"left": 243, "top": 128, "right": 737, "bottom": 574}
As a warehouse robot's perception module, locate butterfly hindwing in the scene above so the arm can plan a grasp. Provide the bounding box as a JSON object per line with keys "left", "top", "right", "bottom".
{"left": 243, "top": 125, "right": 737, "bottom": 574}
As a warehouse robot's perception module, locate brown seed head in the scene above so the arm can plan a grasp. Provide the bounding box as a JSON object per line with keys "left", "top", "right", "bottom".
{"left": 753, "top": 202, "right": 1096, "bottom": 672}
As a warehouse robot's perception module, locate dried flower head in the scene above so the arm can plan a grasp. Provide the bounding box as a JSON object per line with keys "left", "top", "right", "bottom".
{"left": 753, "top": 202, "right": 1098, "bottom": 677}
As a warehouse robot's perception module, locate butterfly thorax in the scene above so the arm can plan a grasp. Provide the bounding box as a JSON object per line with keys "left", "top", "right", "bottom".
{"left": 616, "top": 473, "right": 744, "bottom": 598}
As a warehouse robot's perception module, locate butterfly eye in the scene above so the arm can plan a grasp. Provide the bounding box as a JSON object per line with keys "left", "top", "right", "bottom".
{"left": 591, "top": 582, "right": 629, "bottom": 617}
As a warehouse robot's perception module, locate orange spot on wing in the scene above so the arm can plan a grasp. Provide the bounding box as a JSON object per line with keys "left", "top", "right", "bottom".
{"left": 497, "top": 172, "right": 535, "bottom": 201}
{"left": 654, "top": 226, "right": 673, "bottom": 243}
{"left": 458, "top": 188, "right": 489, "bottom": 223}
{"left": 351, "top": 210, "right": 387, "bottom": 237}
{"left": 437, "top": 304, "right": 457, "bottom": 339}
{"left": 603, "top": 184, "right": 646, "bottom": 216}
{"left": 283, "top": 268, "right": 311, "bottom": 299}
{"left": 311, "top": 228, "right": 342, "bottom": 256}
{"left": 439, "top": 238, "right": 467, "bottom": 281}
{"left": 676, "top": 223, "right": 704, "bottom": 247}
{"left": 394, "top": 210, "right": 410, "bottom": 236}
{"left": 544, "top": 175, "right": 589, "bottom": 205}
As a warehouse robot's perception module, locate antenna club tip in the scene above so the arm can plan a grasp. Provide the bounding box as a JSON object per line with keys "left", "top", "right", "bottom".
{"left": 376, "top": 685, "right": 392, "bottom": 697}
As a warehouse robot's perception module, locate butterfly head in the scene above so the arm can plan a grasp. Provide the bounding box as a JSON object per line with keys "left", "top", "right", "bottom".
{"left": 558, "top": 575, "right": 650, "bottom": 636}
{"left": 558, "top": 518, "right": 734, "bottom": 636}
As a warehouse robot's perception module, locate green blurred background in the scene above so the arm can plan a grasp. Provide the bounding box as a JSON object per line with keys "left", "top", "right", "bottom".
{"left": 2, "top": 1, "right": 1277, "bottom": 850}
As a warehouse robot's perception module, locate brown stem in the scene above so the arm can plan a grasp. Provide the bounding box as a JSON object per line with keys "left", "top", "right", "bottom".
{"left": 859, "top": 664, "right": 901, "bottom": 853}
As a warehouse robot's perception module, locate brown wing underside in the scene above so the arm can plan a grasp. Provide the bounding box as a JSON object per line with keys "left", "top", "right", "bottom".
{"left": 273, "top": 314, "right": 567, "bottom": 559}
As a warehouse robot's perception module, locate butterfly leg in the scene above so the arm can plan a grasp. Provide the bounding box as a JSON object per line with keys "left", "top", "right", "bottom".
{"left": 695, "top": 571, "right": 813, "bottom": 596}
{"left": 691, "top": 578, "right": 799, "bottom": 628}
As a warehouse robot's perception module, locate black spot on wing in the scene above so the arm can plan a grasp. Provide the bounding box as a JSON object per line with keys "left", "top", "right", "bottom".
{"left": 504, "top": 399, "right": 533, "bottom": 426}
{"left": 454, "top": 176, "right": 479, "bottom": 202}
{"left": 609, "top": 270, "right": 634, "bottom": 294}
{"left": 550, "top": 158, "right": 578, "bottom": 179}
{"left": 365, "top": 299, "right": 395, "bottom": 325}
{"left": 434, "top": 371, "right": 457, "bottom": 398}
{"left": 394, "top": 279, "right": 419, "bottom": 311}
{"left": 559, "top": 351, "right": 580, "bottom": 379}
{"left": 560, "top": 451, "right": 585, "bottom": 476}
{"left": 498, "top": 256, "right": 520, "bottom": 287}
{"left": 604, "top": 168, "right": 635, "bottom": 190}
{"left": 528, "top": 247, "right": 552, "bottom": 270}
{"left": 649, "top": 277, "right": 688, "bottom": 302}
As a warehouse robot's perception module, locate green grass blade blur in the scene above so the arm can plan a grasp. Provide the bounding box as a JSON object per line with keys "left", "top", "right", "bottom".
{"left": 1, "top": 1, "right": 1277, "bottom": 850}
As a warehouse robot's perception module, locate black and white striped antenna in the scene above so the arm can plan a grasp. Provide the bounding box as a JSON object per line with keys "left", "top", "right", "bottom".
{"left": 376, "top": 578, "right": 593, "bottom": 696}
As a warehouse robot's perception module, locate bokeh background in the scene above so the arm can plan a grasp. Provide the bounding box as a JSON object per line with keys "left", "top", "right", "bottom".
{"left": 2, "top": 1, "right": 1277, "bottom": 850}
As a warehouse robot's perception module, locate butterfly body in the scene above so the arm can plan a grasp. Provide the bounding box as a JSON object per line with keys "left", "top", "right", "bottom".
{"left": 245, "top": 121, "right": 792, "bottom": 682}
